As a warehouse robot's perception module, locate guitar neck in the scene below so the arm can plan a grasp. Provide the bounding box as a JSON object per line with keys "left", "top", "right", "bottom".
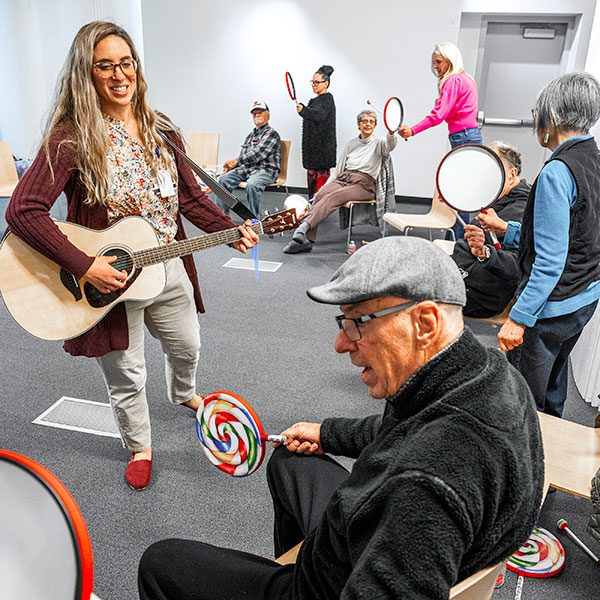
{"left": 133, "top": 222, "right": 263, "bottom": 267}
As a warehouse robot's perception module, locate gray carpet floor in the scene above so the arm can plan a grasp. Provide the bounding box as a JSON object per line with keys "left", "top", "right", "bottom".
{"left": 1, "top": 190, "right": 599, "bottom": 599}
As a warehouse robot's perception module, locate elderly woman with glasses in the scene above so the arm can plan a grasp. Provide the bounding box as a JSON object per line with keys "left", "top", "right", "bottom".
{"left": 479, "top": 71, "right": 600, "bottom": 418}
{"left": 296, "top": 65, "right": 336, "bottom": 199}
{"left": 6, "top": 21, "right": 258, "bottom": 490}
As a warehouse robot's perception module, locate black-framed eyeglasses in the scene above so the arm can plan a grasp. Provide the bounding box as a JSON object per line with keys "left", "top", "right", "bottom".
{"left": 310, "top": 79, "right": 326, "bottom": 85}
{"left": 335, "top": 301, "right": 419, "bottom": 341}
{"left": 93, "top": 58, "right": 138, "bottom": 79}
{"left": 360, "top": 118, "right": 376, "bottom": 125}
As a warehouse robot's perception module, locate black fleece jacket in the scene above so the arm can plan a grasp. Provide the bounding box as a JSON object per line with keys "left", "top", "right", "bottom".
{"left": 291, "top": 329, "right": 544, "bottom": 600}
{"left": 452, "top": 180, "right": 530, "bottom": 317}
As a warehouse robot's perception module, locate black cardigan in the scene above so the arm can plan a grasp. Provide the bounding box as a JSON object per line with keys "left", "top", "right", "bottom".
{"left": 299, "top": 93, "right": 336, "bottom": 170}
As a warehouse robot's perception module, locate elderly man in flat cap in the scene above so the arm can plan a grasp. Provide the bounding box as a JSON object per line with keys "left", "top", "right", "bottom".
{"left": 139, "top": 237, "right": 544, "bottom": 600}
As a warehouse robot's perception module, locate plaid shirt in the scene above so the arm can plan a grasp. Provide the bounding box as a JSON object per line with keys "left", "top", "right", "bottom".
{"left": 237, "top": 124, "right": 281, "bottom": 179}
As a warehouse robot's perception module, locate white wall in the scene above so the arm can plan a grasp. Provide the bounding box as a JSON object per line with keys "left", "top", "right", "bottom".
{"left": 140, "top": 0, "right": 462, "bottom": 196}
{"left": 2, "top": 0, "right": 599, "bottom": 196}
{"left": 0, "top": 0, "right": 143, "bottom": 157}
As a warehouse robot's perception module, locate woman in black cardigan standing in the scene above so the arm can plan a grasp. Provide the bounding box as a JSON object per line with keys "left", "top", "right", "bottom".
{"left": 297, "top": 65, "right": 336, "bottom": 199}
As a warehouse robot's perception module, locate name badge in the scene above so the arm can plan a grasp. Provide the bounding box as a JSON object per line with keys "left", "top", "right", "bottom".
{"left": 157, "top": 169, "right": 176, "bottom": 197}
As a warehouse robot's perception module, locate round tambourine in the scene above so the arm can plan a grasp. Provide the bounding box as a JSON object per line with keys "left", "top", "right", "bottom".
{"left": 285, "top": 71, "right": 297, "bottom": 103}
{"left": 283, "top": 194, "right": 310, "bottom": 219}
{"left": 0, "top": 450, "right": 94, "bottom": 600}
{"left": 383, "top": 97, "right": 404, "bottom": 133}
{"left": 435, "top": 143, "right": 505, "bottom": 214}
{"left": 196, "top": 391, "right": 285, "bottom": 477}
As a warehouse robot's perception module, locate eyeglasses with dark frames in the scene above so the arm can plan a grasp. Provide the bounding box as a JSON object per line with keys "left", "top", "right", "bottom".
{"left": 93, "top": 58, "right": 138, "bottom": 79}
{"left": 335, "top": 301, "right": 419, "bottom": 341}
{"left": 310, "top": 80, "right": 326, "bottom": 85}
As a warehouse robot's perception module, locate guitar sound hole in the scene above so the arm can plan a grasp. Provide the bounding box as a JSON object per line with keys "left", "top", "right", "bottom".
{"left": 84, "top": 247, "right": 140, "bottom": 308}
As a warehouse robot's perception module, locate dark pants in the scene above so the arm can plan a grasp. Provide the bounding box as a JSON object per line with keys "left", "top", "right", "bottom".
{"left": 138, "top": 448, "right": 349, "bottom": 600}
{"left": 507, "top": 300, "right": 598, "bottom": 417}
{"left": 445, "top": 127, "right": 482, "bottom": 240}
{"left": 307, "top": 169, "right": 330, "bottom": 200}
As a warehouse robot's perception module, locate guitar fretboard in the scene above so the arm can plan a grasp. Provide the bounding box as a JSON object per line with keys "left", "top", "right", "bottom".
{"left": 133, "top": 222, "right": 264, "bottom": 267}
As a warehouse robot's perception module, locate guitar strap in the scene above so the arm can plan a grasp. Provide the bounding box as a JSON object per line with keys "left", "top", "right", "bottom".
{"left": 157, "top": 130, "right": 256, "bottom": 221}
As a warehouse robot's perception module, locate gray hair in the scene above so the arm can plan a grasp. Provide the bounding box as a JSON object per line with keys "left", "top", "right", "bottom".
{"left": 489, "top": 140, "right": 522, "bottom": 175}
{"left": 534, "top": 71, "right": 600, "bottom": 135}
{"left": 357, "top": 110, "right": 377, "bottom": 125}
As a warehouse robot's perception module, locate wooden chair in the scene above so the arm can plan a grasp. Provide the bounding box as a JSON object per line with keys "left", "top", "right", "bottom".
{"left": 275, "top": 541, "right": 503, "bottom": 599}
{"left": 186, "top": 131, "right": 220, "bottom": 170}
{"left": 383, "top": 190, "right": 457, "bottom": 240}
{"left": 465, "top": 298, "right": 516, "bottom": 327}
{"left": 538, "top": 411, "right": 600, "bottom": 499}
{"left": 0, "top": 141, "right": 19, "bottom": 197}
{"left": 239, "top": 140, "right": 291, "bottom": 193}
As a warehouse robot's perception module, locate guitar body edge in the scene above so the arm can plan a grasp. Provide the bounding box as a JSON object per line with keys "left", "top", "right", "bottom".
{"left": 0, "top": 217, "right": 166, "bottom": 341}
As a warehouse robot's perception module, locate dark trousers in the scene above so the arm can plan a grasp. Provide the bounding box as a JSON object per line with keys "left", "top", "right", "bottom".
{"left": 138, "top": 448, "right": 349, "bottom": 600}
{"left": 508, "top": 300, "right": 598, "bottom": 417}
{"left": 307, "top": 169, "right": 330, "bottom": 200}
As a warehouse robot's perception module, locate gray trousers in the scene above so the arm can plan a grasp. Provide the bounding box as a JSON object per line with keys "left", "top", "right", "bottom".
{"left": 303, "top": 170, "right": 376, "bottom": 242}
{"left": 97, "top": 258, "right": 201, "bottom": 452}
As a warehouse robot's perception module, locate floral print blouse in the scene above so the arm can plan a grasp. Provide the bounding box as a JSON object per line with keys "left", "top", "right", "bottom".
{"left": 104, "top": 115, "right": 178, "bottom": 244}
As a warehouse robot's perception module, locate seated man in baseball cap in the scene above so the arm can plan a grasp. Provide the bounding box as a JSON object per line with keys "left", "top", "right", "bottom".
{"left": 211, "top": 100, "right": 281, "bottom": 217}
{"left": 139, "top": 237, "right": 544, "bottom": 600}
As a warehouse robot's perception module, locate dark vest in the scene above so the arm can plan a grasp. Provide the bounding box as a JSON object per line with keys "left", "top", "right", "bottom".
{"left": 517, "top": 136, "right": 600, "bottom": 301}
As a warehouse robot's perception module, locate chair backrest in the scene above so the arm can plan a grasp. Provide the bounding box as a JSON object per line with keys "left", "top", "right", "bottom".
{"left": 274, "top": 140, "right": 291, "bottom": 186}
{"left": 0, "top": 141, "right": 19, "bottom": 197}
{"left": 186, "top": 131, "right": 220, "bottom": 169}
{"left": 430, "top": 190, "right": 458, "bottom": 223}
{"left": 449, "top": 562, "right": 505, "bottom": 600}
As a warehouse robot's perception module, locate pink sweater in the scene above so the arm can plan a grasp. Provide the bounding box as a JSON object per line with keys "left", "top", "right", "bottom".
{"left": 411, "top": 72, "right": 479, "bottom": 135}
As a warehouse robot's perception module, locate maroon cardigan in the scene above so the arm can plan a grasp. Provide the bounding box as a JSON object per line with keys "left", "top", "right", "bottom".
{"left": 6, "top": 124, "right": 236, "bottom": 357}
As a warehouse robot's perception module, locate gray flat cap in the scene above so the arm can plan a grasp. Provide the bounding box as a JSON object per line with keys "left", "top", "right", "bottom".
{"left": 307, "top": 237, "right": 466, "bottom": 306}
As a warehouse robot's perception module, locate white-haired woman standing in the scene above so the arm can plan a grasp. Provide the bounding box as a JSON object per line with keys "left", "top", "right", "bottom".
{"left": 399, "top": 42, "right": 481, "bottom": 237}
{"left": 480, "top": 71, "right": 600, "bottom": 418}
{"left": 398, "top": 42, "right": 481, "bottom": 148}
{"left": 6, "top": 21, "right": 258, "bottom": 490}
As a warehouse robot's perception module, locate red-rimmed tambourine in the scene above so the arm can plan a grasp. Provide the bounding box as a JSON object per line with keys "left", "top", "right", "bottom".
{"left": 367, "top": 97, "right": 404, "bottom": 133}
{"left": 196, "top": 391, "right": 285, "bottom": 477}
{"left": 435, "top": 143, "right": 505, "bottom": 248}
{"left": 0, "top": 450, "right": 94, "bottom": 599}
{"left": 285, "top": 71, "right": 297, "bottom": 106}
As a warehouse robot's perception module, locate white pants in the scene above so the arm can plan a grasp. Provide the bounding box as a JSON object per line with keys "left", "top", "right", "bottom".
{"left": 97, "top": 258, "right": 201, "bottom": 452}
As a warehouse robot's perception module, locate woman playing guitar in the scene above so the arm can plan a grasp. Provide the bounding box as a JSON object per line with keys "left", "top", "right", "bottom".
{"left": 5, "top": 21, "right": 258, "bottom": 490}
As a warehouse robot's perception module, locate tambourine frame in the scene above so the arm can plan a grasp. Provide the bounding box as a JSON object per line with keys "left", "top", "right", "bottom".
{"left": 285, "top": 71, "right": 296, "bottom": 102}
{"left": 435, "top": 143, "right": 505, "bottom": 213}
{"left": 383, "top": 96, "right": 404, "bottom": 133}
{"left": 0, "top": 450, "right": 94, "bottom": 600}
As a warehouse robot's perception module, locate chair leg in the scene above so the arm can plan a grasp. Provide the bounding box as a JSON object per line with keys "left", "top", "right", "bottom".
{"left": 347, "top": 204, "right": 354, "bottom": 248}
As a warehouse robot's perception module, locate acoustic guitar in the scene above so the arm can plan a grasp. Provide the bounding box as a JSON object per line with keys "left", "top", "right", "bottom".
{"left": 0, "top": 209, "right": 297, "bottom": 341}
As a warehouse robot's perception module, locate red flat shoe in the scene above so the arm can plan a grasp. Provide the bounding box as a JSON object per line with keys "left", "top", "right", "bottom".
{"left": 125, "top": 456, "right": 152, "bottom": 490}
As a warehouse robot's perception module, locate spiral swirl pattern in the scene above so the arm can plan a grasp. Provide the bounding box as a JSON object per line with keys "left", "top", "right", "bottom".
{"left": 196, "top": 391, "right": 266, "bottom": 477}
{"left": 507, "top": 526, "right": 565, "bottom": 577}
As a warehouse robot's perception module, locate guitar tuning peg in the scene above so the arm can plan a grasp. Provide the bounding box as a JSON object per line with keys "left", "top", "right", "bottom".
{"left": 264, "top": 210, "right": 270, "bottom": 216}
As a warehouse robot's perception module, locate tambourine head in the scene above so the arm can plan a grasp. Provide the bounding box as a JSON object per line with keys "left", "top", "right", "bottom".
{"left": 435, "top": 143, "right": 505, "bottom": 213}
{"left": 283, "top": 194, "right": 309, "bottom": 219}
{"left": 383, "top": 97, "right": 404, "bottom": 132}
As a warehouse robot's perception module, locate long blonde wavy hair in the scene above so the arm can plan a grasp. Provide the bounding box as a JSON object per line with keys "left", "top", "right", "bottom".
{"left": 43, "top": 20, "right": 178, "bottom": 206}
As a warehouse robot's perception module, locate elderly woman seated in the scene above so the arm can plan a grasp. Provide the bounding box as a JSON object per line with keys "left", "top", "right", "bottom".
{"left": 284, "top": 109, "right": 397, "bottom": 253}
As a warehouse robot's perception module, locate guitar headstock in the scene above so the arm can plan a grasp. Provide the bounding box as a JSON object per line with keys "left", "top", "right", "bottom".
{"left": 260, "top": 209, "right": 299, "bottom": 234}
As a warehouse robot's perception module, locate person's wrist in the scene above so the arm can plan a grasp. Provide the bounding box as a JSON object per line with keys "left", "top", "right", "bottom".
{"left": 476, "top": 246, "right": 491, "bottom": 262}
